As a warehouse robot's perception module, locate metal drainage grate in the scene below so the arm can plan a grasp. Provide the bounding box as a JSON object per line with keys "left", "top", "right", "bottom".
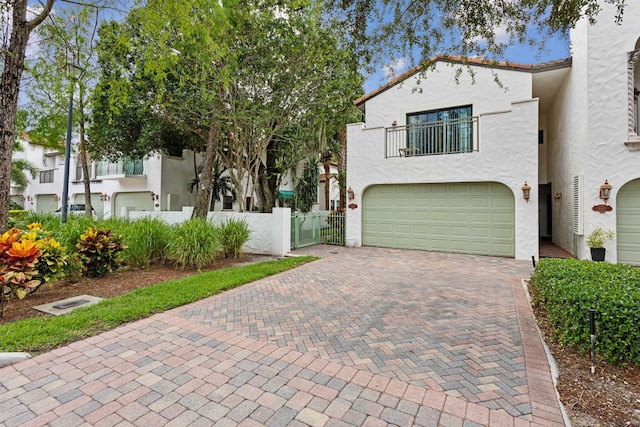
{"left": 52, "top": 299, "right": 90, "bottom": 310}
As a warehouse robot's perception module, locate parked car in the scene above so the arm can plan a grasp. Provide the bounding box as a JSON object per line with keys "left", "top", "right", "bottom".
{"left": 55, "top": 204, "right": 95, "bottom": 217}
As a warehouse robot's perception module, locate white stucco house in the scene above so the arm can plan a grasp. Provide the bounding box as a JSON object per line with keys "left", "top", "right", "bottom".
{"left": 346, "top": 3, "right": 640, "bottom": 265}
{"left": 12, "top": 141, "right": 341, "bottom": 218}
{"left": 11, "top": 144, "right": 199, "bottom": 219}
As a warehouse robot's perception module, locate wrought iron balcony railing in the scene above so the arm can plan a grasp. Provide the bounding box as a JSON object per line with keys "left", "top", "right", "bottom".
{"left": 385, "top": 116, "right": 479, "bottom": 158}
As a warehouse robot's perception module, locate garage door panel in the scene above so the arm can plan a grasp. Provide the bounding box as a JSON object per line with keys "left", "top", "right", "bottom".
{"left": 363, "top": 183, "right": 514, "bottom": 257}
{"left": 617, "top": 179, "right": 640, "bottom": 266}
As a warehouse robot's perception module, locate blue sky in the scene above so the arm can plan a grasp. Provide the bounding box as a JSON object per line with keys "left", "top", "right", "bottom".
{"left": 362, "top": 31, "right": 571, "bottom": 94}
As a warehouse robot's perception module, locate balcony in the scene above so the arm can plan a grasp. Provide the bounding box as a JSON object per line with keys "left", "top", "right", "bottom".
{"left": 96, "top": 158, "right": 145, "bottom": 180}
{"left": 385, "top": 116, "right": 479, "bottom": 158}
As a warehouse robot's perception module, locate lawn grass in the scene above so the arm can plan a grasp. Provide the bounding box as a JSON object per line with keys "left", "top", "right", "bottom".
{"left": 0, "top": 256, "right": 317, "bottom": 354}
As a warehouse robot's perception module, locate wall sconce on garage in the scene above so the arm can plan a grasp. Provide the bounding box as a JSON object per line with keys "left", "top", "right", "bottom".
{"left": 150, "top": 191, "right": 159, "bottom": 201}
{"left": 100, "top": 193, "right": 110, "bottom": 202}
{"left": 53, "top": 194, "right": 60, "bottom": 201}
{"left": 26, "top": 195, "right": 33, "bottom": 202}
{"left": 521, "top": 182, "right": 531, "bottom": 203}
{"left": 347, "top": 187, "right": 355, "bottom": 201}
{"left": 554, "top": 193, "right": 562, "bottom": 203}
{"left": 599, "top": 180, "right": 612, "bottom": 204}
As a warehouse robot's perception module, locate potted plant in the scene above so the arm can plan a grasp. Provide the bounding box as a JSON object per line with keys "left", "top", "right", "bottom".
{"left": 586, "top": 227, "right": 615, "bottom": 262}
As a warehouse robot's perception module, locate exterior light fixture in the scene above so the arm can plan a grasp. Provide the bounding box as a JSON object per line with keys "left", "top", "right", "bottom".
{"left": 599, "top": 180, "right": 612, "bottom": 203}
{"left": 150, "top": 191, "right": 159, "bottom": 201}
{"left": 100, "top": 193, "right": 110, "bottom": 202}
{"left": 347, "top": 187, "right": 355, "bottom": 201}
{"left": 554, "top": 193, "right": 562, "bottom": 203}
{"left": 522, "top": 182, "right": 531, "bottom": 202}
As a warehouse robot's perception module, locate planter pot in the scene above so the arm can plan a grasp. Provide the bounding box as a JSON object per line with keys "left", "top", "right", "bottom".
{"left": 590, "top": 247, "right": 606, "bottom": 262}
{"left": 345, "top": 238, "right": 356, "bottom": 248}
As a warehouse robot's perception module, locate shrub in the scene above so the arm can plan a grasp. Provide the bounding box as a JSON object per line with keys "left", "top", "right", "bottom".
{"left": 0, "top": 223, "right": 68, "bottom": 317}
{"left": 166, "top": 218, "right": 221, "bottom": 269}
{"left": 76, "top": 227, "right": 127, "bottom": 277}
{"left": 120, "top": 217, "right": 172, "bottom": 267}
{"left": 530, "top": 258, "right": 640, "bottom": 364}
{"left": 56, "top": 216, "right": 99, "bottom": 253}
{"left": 219, "top": 218, "right": 250, "bottom": 259}
{"left": 27, "top": 222, "right": 68, "bottom": 285}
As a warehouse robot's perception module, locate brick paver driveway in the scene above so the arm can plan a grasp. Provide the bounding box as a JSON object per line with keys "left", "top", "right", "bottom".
{"left": 0, "top": 246, "right": 565, "bottom": 426}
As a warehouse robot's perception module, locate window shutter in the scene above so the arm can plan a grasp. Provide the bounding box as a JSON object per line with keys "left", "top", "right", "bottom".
{"left": 573, "top": 175, "right": 584, "bottom": 235}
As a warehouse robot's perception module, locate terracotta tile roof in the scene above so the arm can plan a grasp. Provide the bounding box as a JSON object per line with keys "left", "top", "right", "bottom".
{"left": 354, "top": 55, "right": 572, "bottom": 107}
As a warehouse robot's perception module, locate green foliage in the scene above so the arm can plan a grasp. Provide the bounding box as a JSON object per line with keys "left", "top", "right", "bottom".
{"left": 294, "top": 158, "right": 320, "bottom": 212}
{"left": 0, "top": 223, "right": 69, "bottom": 317}
{"left": 0, "top": 256, "right": 316, "bottom": 352}
{"left": 328, "top": 1, "right": 626, "bottom": 75}
{"left": 586, "top": 227, "right": 615, "bottom": 248}
{"left": 530, "top": 258, "right": 640, "bottom": 364}
{"left": 56, "top": 216, "right": 98, "bottom": 253}
{"left": 76, "top": 227, "right": 127, "bottom": 277}
{"left": 219, "top": 218, "right": 251, "bottom": 259}
{"left": 166, "top": 218, "right": 221, "bottom": 269}
{"left": 119, "top": 217, "right": 172, "bottom": 267}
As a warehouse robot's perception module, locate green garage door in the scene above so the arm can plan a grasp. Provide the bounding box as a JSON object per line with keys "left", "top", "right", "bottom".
{"left": 113, "top": 192, "right": 154, "bottom": 218}
{"left": 36, "top": 194, "right": 58, "bottom": 213}
{"left": 362, "top": 182, "right": 515, "bottom": 257}
{"left": 617, "top": 179, "right": 640, "bottom": 266}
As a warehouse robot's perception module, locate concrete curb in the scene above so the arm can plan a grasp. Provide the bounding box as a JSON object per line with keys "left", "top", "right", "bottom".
{"left": 0, "top": 352, "right": 31, "bottom": 368}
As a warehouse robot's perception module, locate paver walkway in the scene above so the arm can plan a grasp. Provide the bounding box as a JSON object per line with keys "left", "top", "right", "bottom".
{"left": 0, "top": 246, "right": 566, "bottom": 426}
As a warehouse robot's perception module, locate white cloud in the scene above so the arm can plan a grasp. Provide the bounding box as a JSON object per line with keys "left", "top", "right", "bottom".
{"left": 382, "top": 57, "right": 408, "bottom": 80}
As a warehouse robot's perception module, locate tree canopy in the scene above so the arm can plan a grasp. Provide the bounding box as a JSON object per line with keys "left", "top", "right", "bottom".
{"left": 327, "top": 0, "right": 627, "bottom": 74}
{"left": 89, "top": 0, "right": 363, "bottom": 215}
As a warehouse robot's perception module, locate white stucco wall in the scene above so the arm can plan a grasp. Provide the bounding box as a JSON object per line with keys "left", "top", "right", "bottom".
{"left": 129, "top": 207, "right": 291, "bottom": 256}
{"left": 548, "top": 2, "right": 640, "bottom": 261}
{"left": 364, "top": 62, "right": 533, "bottom": 129}
{"left": 347, "top": 63, "right": 540, "bottom": 260}
{"left": 161, "top": 151, "right": 199, "bottom": 210}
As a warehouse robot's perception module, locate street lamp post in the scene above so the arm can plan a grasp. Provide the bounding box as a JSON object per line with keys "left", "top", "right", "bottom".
{"left": 61, "top": 64, "right": 82, "bottom": 224}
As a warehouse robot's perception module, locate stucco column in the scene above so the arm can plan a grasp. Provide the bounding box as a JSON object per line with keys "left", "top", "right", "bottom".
{"left": 271, "top": 207, "right": 291, "bottom": 256}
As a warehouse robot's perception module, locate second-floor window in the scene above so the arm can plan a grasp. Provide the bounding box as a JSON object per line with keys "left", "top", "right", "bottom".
{"left": 39, "top": 170, "right": 54, "bottom": 183}
{"left": 407, "top": 105, "right": 473, "bottom": 154}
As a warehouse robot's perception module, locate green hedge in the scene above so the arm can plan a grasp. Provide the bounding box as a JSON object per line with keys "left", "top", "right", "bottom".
{"left": 530, "top": 258, "right": 640, "bottom": 364}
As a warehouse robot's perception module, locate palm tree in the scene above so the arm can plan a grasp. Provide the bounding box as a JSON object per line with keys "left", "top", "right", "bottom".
{"left": 10, "top": 140, "right": 38, "bottom": 195}
{"left": 10, "top": 158, "right": 38, "bottom": 194}
{"left": 189, "top": 159, "right": 237, "bottom": 211}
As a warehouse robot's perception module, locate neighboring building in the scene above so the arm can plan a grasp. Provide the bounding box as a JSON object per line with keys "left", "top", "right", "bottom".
{"left": 346, "top": 2, "right": 640, "bottom": 265}
{"left": 13, "top": 142, "right": 338, "bottom": 217}
{"left": 12, "top": 144, "right": 198, "bottom": 218}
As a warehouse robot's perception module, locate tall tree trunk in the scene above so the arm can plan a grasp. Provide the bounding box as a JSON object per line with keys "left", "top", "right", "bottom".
{"left": 77, "top": 88, "right": 93, "bottom": 217}
{"left": 264, "top": 140, "right": 278, "bottom": 213}
{"left": 0, "top": 0, "right": 55, "bottom": 230}
{"left": 323, "top": 159, "right": 330, "bottom": 211}
{"left": 336, "top": 126, "right": 347, "bottom": 209}
{"left": 192, "top": 120, "right": 219, "bottom": 219}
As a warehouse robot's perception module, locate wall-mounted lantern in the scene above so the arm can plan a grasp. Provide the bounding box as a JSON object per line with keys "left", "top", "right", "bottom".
{"left": 599, "top": 180, "right": 612, "bottom": 204}
{"left": 347, "top": 186, "right": 355, "bottom": 201}
{"left": 53, "top": 194, "right": 60, "bottom": 201}
{"left": 554, "top": 193, "right": 562, "bottom": 203}
{"left": 522, "top": 182, "right": 531, "bottom": 203}
{"left": 100, "top": 193, "right": 110, "bottom": 202}
{"left": 150, "top": 191, "right": 159, "bottom": 201}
